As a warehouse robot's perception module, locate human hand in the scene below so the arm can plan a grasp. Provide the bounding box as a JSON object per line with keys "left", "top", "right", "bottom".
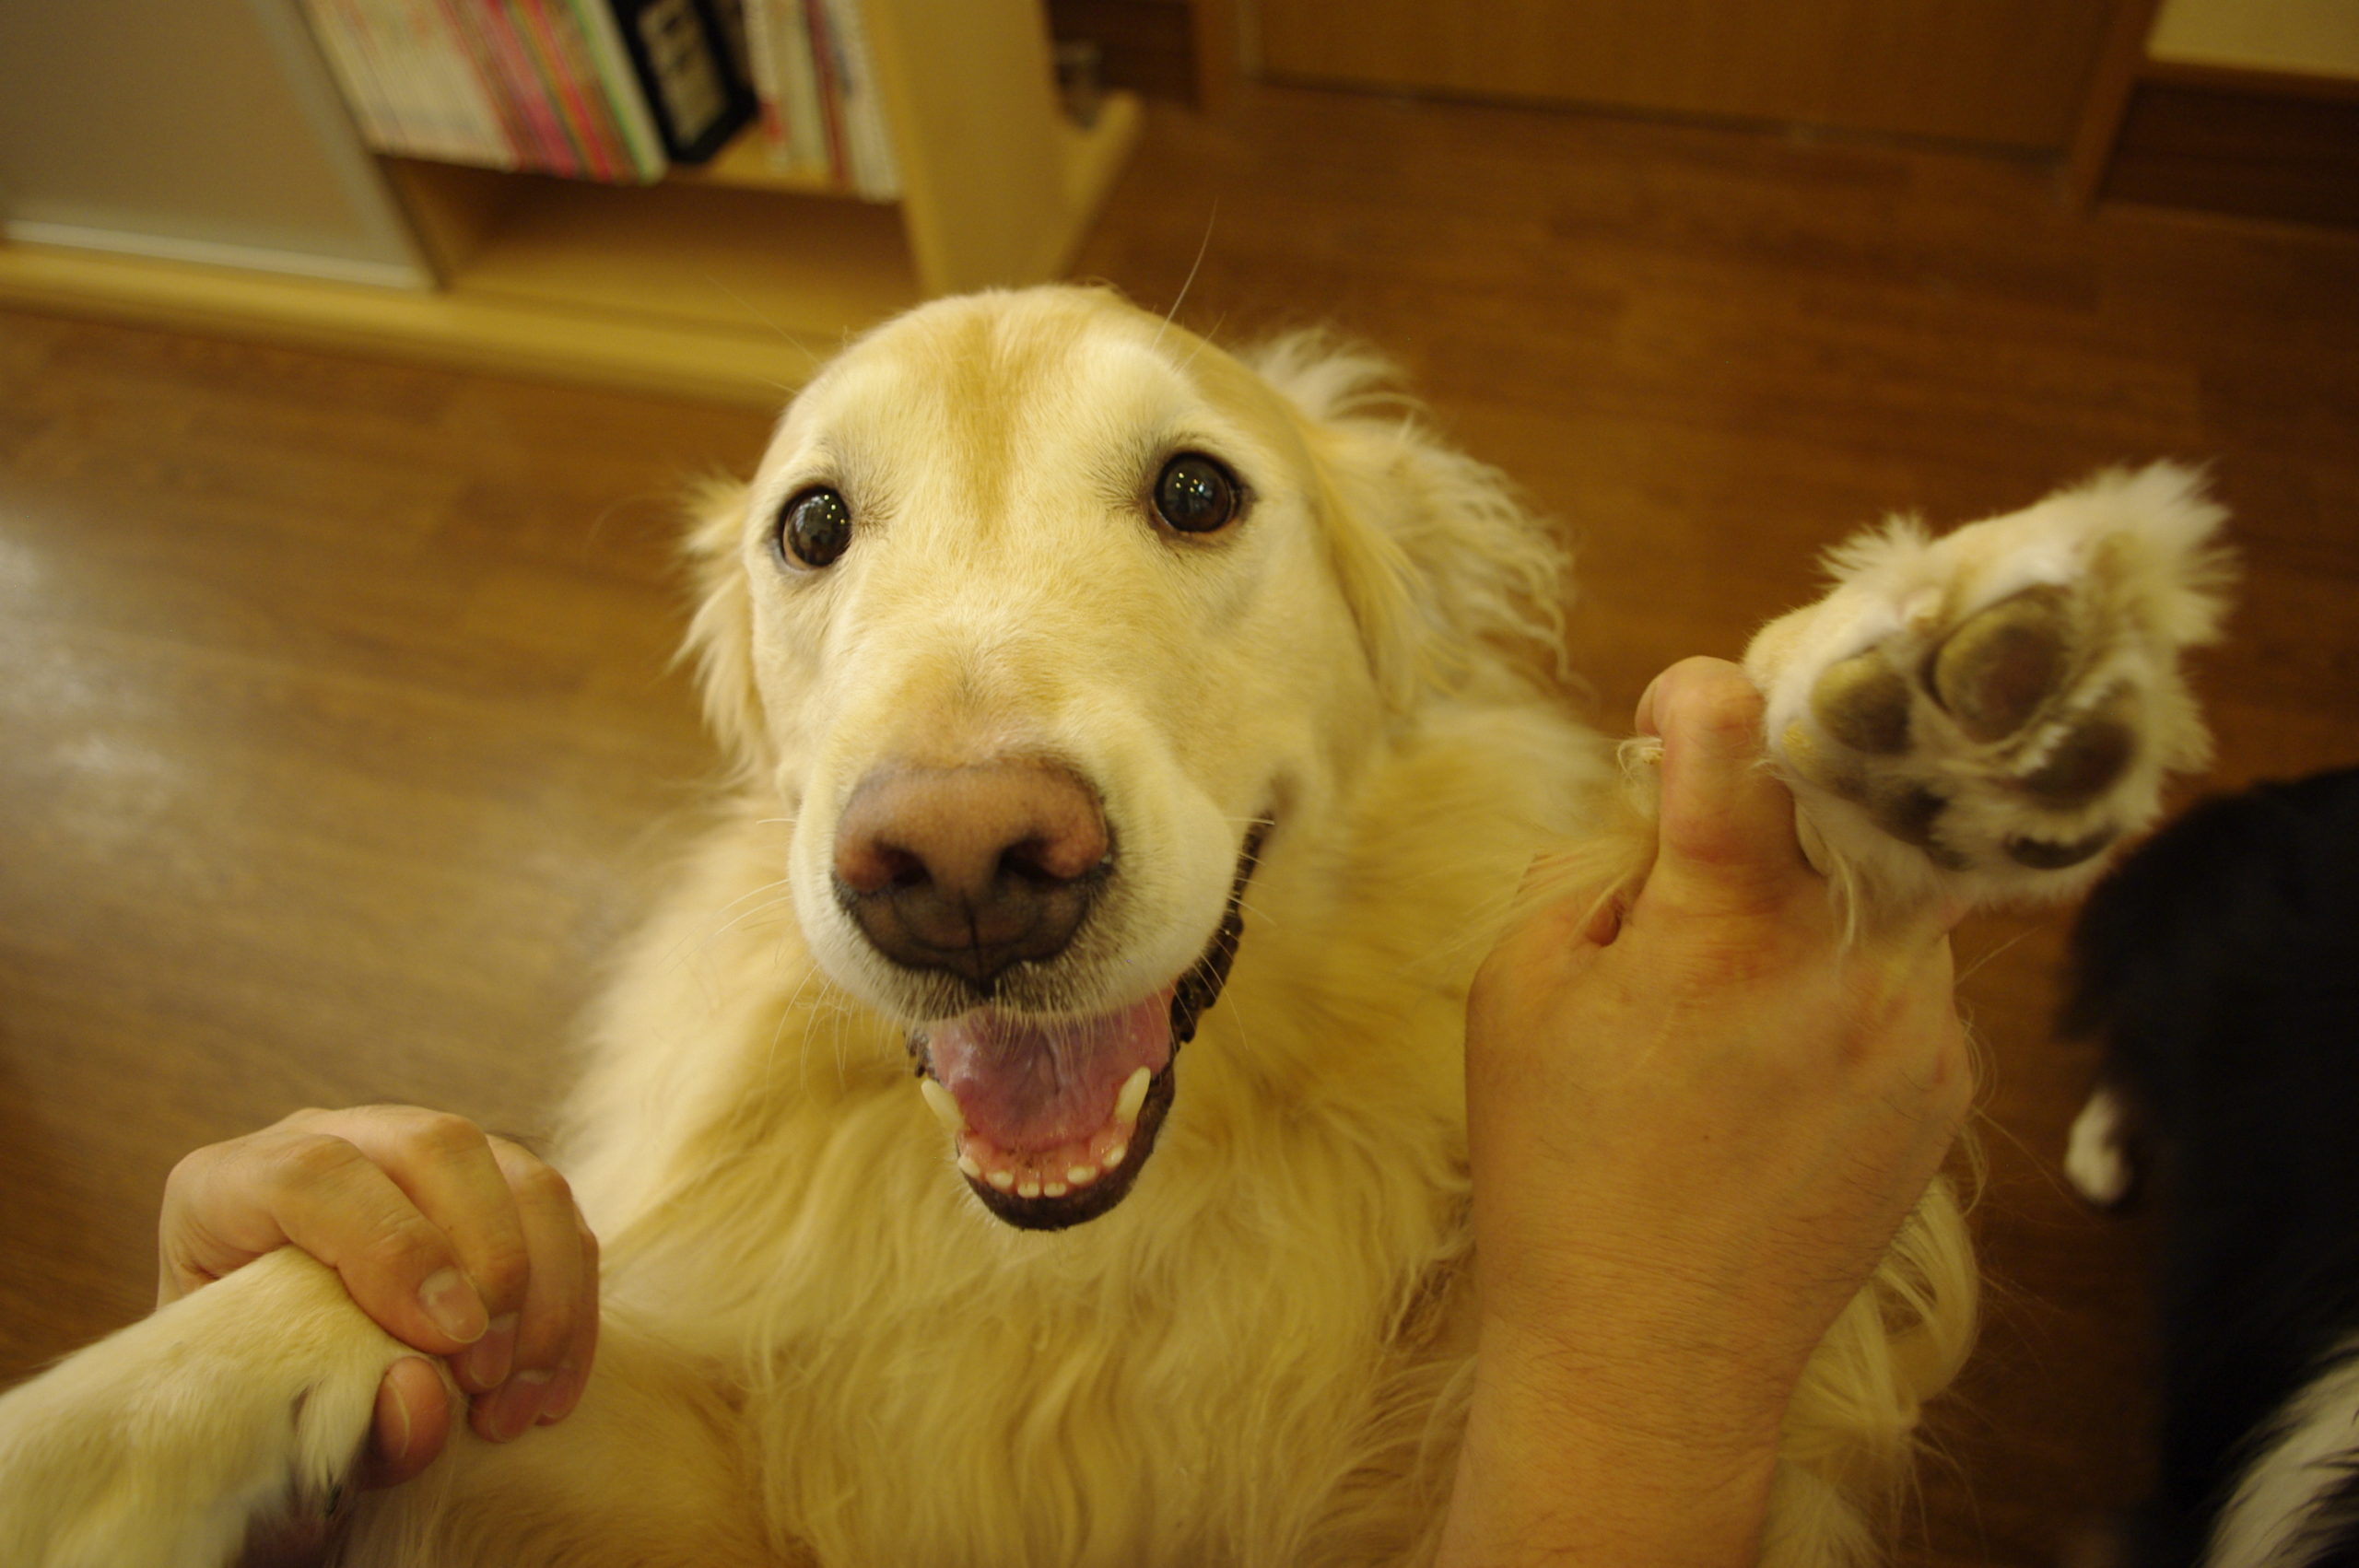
{"left": 1445, "top": 656, "right": 1972, "bottom": 1565}
{"left": 158, "top": 1106, "right": 599, "bottom": 1488}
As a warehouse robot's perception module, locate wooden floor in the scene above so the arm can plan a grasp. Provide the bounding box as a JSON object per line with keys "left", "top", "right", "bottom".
{"left": 4, "top": 83, "right": 2357, "bottom": 1566}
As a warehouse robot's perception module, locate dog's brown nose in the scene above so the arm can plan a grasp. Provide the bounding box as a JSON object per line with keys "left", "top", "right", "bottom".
{"left": 832, "top": 760, "right": 1109, "bottom": 989}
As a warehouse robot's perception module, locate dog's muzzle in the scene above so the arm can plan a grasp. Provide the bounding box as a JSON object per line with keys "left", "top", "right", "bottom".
{"left": 832, "top": 759, "right": 1109, "bottom": 991}
{"left": 907, "top": 824, "right": 1264, "bottom": 1231}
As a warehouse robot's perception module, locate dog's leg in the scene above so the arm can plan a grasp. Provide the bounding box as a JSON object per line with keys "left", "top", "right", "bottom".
{"left": 0, "top": 1248, "right": 404, "bottom": 1568}
{"left": 1739, "top": 463, "right": 2231, "bottom": 919}
{"left": 334, "top": 1328, "right": 781, "bottom": 1568}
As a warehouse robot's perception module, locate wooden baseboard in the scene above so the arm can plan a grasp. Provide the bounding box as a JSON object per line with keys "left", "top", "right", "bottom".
{"left": 2102, "top": 76, "right": 2359, "bottom": 228}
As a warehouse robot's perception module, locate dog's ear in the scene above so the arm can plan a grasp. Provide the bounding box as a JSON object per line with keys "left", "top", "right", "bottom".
{"left": 1249, "top": 333, "right": 1568, "bottom": 710}
{"left": 678, "top": 474, "right": 767, "bottom": 773}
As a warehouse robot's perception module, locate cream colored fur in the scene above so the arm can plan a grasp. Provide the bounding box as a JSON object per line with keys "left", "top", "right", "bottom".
{"left": 0, "top": 287, "right": 2231, "bottom": 1567}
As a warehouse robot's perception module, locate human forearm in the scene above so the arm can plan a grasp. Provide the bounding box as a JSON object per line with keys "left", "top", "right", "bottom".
{"left": 1437, "top": 1315, "right": 1783, "bottom": 1568}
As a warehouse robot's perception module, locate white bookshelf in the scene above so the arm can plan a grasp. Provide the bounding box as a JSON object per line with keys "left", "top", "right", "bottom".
{"left": 0, "top": 0, "right": 1140, "bottom": 407}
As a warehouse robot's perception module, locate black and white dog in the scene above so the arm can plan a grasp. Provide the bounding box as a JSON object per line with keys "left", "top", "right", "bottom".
{"left": 2065, "top": 766, "right": 2359, "bottom": 1568}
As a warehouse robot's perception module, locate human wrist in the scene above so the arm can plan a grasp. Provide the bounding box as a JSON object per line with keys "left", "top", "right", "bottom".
{"left": 1473, "top": 1307, "right": 1793, "bottom": 1461}
{"left": 1439, "top": 1315, "right": 1787, "bottom": 1568}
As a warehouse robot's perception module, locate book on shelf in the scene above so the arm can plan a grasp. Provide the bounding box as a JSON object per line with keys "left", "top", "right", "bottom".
{"left": 298, "top": 0, "right": 757, "bottom": 181}
{"left": 742, "top": 0, "right": 900, "bottom": 199}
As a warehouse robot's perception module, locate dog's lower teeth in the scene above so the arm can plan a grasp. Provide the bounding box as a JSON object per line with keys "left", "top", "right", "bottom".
{"left": 1115, "top": 1067, "right": 1152, "bottom": 1126}
{"left": 1066, "top": 1164, "right": 1096, "bottom": 1186}
{"left": 989, "top": 1170, "right": 1015, "bottom": 1191}
{"left": 1017, "top": 1177, "right": 1042, "bottom": 1199}
{"left": 957, "top": 1153, "right": 982, "bottom": 1179}
{"left": 1102, "top": 1141, "right": 1126, "bottom": 1171}
{"left": 1043, "top": 1181, "right": 1068, "bottom": 1198}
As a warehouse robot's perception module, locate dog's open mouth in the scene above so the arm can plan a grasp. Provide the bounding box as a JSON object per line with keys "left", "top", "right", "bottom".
{"left": 908, "top": 825, "right": 1263, "bottom": 1230}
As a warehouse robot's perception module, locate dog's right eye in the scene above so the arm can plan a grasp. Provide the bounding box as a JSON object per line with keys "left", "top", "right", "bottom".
{"left": 1154, "top": 454, "right": 1241, "bottom": 535}
{"left": 777, "top": 487, "right": 852, "bottom": 568}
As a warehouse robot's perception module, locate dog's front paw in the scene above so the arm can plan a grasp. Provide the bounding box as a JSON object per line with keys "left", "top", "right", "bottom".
{"left": 0, "top": 1249, "right": 404, "bottom": 1568}
{"left": 1746, "top": 463, "right": 2231, "bottom": 910}
{"left": 2065, "top": 1082, "right": 2139, "bottom": 1210}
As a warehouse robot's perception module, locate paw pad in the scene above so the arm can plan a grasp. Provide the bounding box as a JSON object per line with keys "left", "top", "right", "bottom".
{"left": 2004, "top": 825, "right": 2118, "bottom": 870}
{"left": 2018, "top": 691, "right": 2136, "bottom": 805}
{"left": 1809, "top": 652, "right": 1911, "bottom": 755}
{"left": 1780, "top": 579, "right": 2145, "bottom": 879}
{"left": 1757, "top": 464, "right": 2225, "bottom": 896}
{"left": 1928, "top": 587, "right": 2071, "bottom": 743}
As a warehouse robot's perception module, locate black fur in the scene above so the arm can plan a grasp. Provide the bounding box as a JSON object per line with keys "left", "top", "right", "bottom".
{"left": 2064, "top": 766, "right": 2359, "bottom": 1568}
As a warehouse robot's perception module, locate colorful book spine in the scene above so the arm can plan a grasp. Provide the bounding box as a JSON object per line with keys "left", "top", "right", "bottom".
{"left": 746, "top": 0, "right": 830, "bottom": 181}
{"left": 440, "top": 0, "right": 536, "bottom": 169}
{"left": 802, "top": 0, "right": 849, "bottom": 188}
{"left": 475, "top": 0, "right": 581, "bottom": 176}
{"left": 561, "top": 0, "right": 671, "bottom": 181}
{"left": 813, "top": 0, "right": 898, "bottom": 199}
{"left": 297, "top": 0, "right": 882, "bottom": 188}
{"left": 522, "top": 0, "right": 622, "bottom": 181}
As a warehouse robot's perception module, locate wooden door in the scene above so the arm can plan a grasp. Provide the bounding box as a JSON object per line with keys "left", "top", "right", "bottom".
{"left": 1252, "top": 0, "right": 2120, "bottom": 151}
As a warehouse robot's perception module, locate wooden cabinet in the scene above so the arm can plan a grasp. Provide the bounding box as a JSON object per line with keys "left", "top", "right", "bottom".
{"left": 1250, "top": 0, "right": 2117, "bottom": 152}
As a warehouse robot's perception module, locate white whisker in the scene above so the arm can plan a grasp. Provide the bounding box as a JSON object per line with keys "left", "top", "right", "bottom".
{"left": 1151, "top": 203, "right": 1218, "bottom": 353}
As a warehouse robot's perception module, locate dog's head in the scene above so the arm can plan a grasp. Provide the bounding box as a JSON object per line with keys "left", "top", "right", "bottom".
{"left": 682, "top": 287, "right": 1559, "bottom": 1229}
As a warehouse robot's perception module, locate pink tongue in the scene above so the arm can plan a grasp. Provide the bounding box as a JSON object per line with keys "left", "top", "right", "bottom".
{"left": 925, "top": 990, "right": 1174, "bottom": 1153}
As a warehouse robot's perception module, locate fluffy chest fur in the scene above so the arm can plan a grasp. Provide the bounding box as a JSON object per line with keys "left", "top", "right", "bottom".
{"left": 562, "top": 700, "right": 1608, "bottom": 1566}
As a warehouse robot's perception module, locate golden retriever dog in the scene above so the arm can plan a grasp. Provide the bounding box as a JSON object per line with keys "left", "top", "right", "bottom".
{"left": 0, "top": 286, "right": 2231, "bottom": 1567}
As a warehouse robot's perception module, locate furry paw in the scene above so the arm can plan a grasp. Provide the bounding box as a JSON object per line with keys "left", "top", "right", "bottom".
{"left": 0, "top": 1249, "right": 405, "bottom": 1568}
{"left": 2065, "top": 1083, "right": 2138, "bottom": 1210}
{"left": 1745, "top": 464, "right": 2232, "bottom": 911}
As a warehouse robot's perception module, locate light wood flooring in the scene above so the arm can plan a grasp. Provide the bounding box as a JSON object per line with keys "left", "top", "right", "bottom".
{"left": 4, "top": 81, "right": 2357, "bottom": 1567}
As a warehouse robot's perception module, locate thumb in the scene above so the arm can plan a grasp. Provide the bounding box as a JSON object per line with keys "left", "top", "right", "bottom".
{"left": 1634, "top": 658, "right": 1815, "bottom": 921}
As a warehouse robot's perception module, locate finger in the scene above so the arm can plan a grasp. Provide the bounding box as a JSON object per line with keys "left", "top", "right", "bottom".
{"left": 170, "top": 1129, "right": 489, "bottom": 1356}
{"left": 312, "top": 1107, "right": 534, "bottom": 1388}
{"left": 471, "top": 1141, "right": 588, "bottom": 1442}
{"left": 537, "top": 1223, "right": 600, "bottom": 1428}
{"left": 1633, "top": 658, "right": 1815, "bottom": 920}
{"left": 363, "top": 1356, "right": 451, "bottom": 1490}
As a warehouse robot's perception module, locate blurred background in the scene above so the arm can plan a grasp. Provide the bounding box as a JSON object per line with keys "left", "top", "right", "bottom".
{"left": 2, "top": 3, "right": 2355, "bottom": 1563}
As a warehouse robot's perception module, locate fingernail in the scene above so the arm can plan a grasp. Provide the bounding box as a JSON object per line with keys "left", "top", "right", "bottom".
{"left": 464, "top": 1314, "right": 517, "bottom": 1390}
{"left": 418, "top": 1269, "right": 487, "bottom": 1344}
{"left": 484, "top": 1369, "right": 554, "bottom": 1442}
{"left": 383, "top": 1375, "right": 415, "bottom": 1463}
{"left": 536, "top": 1361, "right": 583, "bottom": 1424}
{"left": 1635, "top": 673, "right": 1663, "bottom": 736}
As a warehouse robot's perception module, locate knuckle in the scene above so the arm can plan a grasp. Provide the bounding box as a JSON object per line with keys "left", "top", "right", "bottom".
{"left": 511, "top": 1160, "right": 575, "bottom": 1213}
{"left": 358, "top": 1209, "right": 445, "bottom": 1272}
{"left": 1669, "top": 667, "right": 1763, "bottom": 741}
{"left": 269, "top": 1132, "right": 366, "bottom": 1195}
{"left": 164, "top": 1140, "right": 230, "bottom": 1196}
{"left": 405, "top": 1110, "right": 489, "bottom": 1163}
{"left": 472, "top": 1237, "right": 534, "bottom": 1305}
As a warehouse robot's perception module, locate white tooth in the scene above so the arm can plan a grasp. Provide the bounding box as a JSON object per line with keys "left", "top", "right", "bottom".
{"left": 1017, "top": 1177, "right": 1041, "bottom": 1199}
{"left": 1102, "top": 1142, "right": 1127, "bottom": 1171}
{"left": 989, "top": 1169, "right": 1015, "bottom": 1191}
{"left": 1066, "top": 1164, "right": 1097, "bottom": 1186}
{"left": 957, "top": 1153, "right": 982, "bottom": 1179}
{"left": 919, "top": 1078, "right": 966, "bottom": 1135}
{"left": 1043, "top": 1181, "right": 1068, "bottom": 1198}
{"left": 1115, "top": 1067, "right": 1152, "bottom": 1126}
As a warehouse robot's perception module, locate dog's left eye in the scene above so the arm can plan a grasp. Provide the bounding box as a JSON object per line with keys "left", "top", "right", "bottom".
{"left": 1154, "top": 453, "right": 1241, "bottom": 534}
{"left": 777, "top": 486, "right": 852, "bottom": 568}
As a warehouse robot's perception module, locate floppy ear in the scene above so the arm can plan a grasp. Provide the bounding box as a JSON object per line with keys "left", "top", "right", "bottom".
{"left": 1246, "top": 333, "right": 1569, "bottom": 711}
{"left": 677, "top": 474, "right": 767, "bottom": 776}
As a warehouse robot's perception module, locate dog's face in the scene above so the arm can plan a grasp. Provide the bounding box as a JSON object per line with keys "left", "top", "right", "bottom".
{"left": 687, "top": 288, "right": 1400, "bottom": 1229}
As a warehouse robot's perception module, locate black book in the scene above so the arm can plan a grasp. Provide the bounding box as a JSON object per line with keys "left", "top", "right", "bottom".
{"left": 605, "top": 0, "right": 757, "bottom": 164}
